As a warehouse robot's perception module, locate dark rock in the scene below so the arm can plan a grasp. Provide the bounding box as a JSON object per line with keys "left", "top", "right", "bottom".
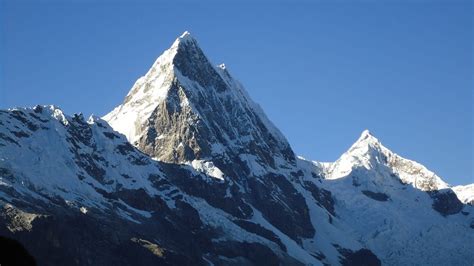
{"left": 304, "top": 181, "right": 335, "bottom": 215}
{"left": 10, "top": 110, "right": 39, "bottom": 131}
{"left": 352, "top": 176, "right": 361, "bottom": 187}
{"left": 161, "top": 163, "right": 253, "bottom": 219}
{"left": 212, "top": 241, "right": 281, "bottom": 266}
{"left": 75, "top": 154, "right": 106, "bottom": 183}
{"left": 340, "top": 248, "right": 381, "bottom": 266}
{"left": 175, "top": 200, "right": 203, "bottom": 230}
{"left": 28, "top": 112, "right": 49, "bottom": 123}
{"left": 429, "top": 189, "right": 463, "bottom": 216}
{"left": 0, "top": 132, "right": 21, "bottom": 147}
{"left": 116, "top": 188, "right": 167, "bottom": 212}
{"left": 116, "top": 143, "right": 135, "bottom": 155}
{"left": 33, "top": 105, "right": 43, "bottom": 113}
{"left": 233, "top": 219, "right": 286, "bottom": 251}
{"left": 0, "top": 235, "right": 36, "bottom": 266}
{"left": 361, "top": 190, "right": 389, "bottom": 202}
{"left": 248, "top": 175, "right": 314, "bottom": 241}
{"left": 103, "top": 132, "right": 120, "bottom": 140}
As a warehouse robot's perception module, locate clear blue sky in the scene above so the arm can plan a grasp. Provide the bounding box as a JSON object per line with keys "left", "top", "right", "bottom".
{"left": 1, "top": 1, "right": 472, "bottom": 185}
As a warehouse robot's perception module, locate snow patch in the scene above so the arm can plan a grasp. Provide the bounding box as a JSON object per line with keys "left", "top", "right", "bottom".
{"left": 452, "top": 184, "right": 474, "bottom": 204}
{"left": 80, "top": 206, "right": 88, "bottom": 214}
{"left": 190, "top": 160, "right": 225, "bottom": 181}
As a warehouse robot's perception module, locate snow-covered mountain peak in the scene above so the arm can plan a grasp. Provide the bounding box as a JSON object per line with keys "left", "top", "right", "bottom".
{"left": 177, "top": 30, "right": 193, "bottom": 42}
{"left": 326, "top": 130, "right": 385, "bottom": 180}
{"left": 357, "top": 129, "right": 377, "bottom": 143}
{"left": 327, "top": 131, "right": 449, "bottom": 191}
{"left": 360, "top": 129, "right": 371, "bottom": 138}
{"left": 348, "top": 129, "right": 382, "bottom": 154}
{"left": 103, "top": 32, "right": 208, "bottom": 144}
{"left": 170, "top": 31, "right": 200, "bottom": 53}
{"left": 104, "top": 32, "right": 295, "bottom": 173}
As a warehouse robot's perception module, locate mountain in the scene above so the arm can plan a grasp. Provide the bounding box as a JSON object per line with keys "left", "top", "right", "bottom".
{"left": 0, "top": 32, "right": 472, "bottom": 266}
{"left": 326, "top": 130, "right": 449, "bottom": 191}
{"left": 104, "top": 31, "right": 294, "bottom": 170}
{"left": 317, "top": 130, "right": 473, "bottom": 265}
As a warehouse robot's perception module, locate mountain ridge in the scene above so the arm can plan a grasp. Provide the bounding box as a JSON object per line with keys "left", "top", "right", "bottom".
{"left": 0, "top": 32, "right": 472, "bottom": 266}
{"left": 325, "top": 129, "right": 450, "bottom": 191}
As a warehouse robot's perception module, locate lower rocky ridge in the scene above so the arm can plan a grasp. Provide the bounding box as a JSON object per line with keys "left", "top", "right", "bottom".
{"left": 0, "top": 106, "right": 472, "bottom": 265}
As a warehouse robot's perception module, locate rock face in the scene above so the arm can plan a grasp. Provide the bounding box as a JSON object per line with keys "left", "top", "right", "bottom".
{"left": 104, "top": 32, "right": 294, "bottom": 171}
{"left": 0, "top": 32, "right": 473, "bottom": 266}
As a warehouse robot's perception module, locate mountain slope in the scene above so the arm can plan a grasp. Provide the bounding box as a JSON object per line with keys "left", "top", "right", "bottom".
{"left": 315, "top": 130, "right": 473, "bottom": 265}
{"left": 0, "top": 105, "right": 324, "bottom": 265}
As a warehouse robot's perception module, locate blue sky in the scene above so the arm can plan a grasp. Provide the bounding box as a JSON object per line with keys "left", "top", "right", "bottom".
{"left": 1, "top": 1, "right": 472, "bottom": 185}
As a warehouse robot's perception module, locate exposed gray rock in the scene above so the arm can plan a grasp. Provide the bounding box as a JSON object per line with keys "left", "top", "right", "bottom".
{"left": 361, "top": 190, "right": 389, "bottom": 202}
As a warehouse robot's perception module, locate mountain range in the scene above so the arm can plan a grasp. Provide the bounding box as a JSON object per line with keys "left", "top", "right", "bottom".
{"left": 0, "top": 31, "right": 472, "bottom": 266}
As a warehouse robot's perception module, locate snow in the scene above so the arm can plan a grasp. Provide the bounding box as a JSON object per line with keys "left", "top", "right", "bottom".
{"left": 0, "top": 108, "right": 106, "bottom": 208}
{"left": 80, "top": 207, "right": 88, "bottom": 214}
{"left": 0, "top": 106, "right": 171, "bottom": 215}
{"left": 185, "top": 195, "right": 283, "bottom": 252}
{"left": 0, "top": 177, "right": 11, "bottom": 187}
{"left": 452, "top": 184, "right": 474, "bottom": 204}
{"left": 100, "top": 29, "right": 474, "bottom": 265}
{"left": 103, "top": 65, "right": 174, "bottom": 144}
{"left": 295, "top": 129, "right": 473, "bottom": 265}
{"left": 103, "top": 32, "right": 185, "bottom": 144}
{"left": 294, "top": 181, "right": 361, "bottom": 265}
{"left": 118, "top": 200, "right": 152, "bottom": 218}
{"left": 215, "top": 66, "right": 291, "bottom": 149}
{"left": 177, "top": 30, "right": 193, "bottom": 43}
{"left": 104, "top": 30, "right": 293, "bottom": 175}
{"left": 238, "top": 154, "right": 267, "bottom": 176}
{"left": 189, "top": 160, "right": 225, "bottom": 181}
{"left": 170, "top": 30, "right": 194, "bottom": 49}
{"left": 51, "top": 106, "right": 69, "bottom": 126}
{"left": 250, "top": 207, "right": 322, "bottom": 265}
{"left": 116, "top": 207, "right": 141, "bottom": 224}
{"left": 320, "top": 173, "right": 474, "bottom": 265}
{"left": 326, "top": 130, "right": 449, "bottom": 191}
{"left": 299, "top": 129, "right": 474, "bottom": 265}
{"left": 1, "top": 32, "right": 472, "bottom": 266}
